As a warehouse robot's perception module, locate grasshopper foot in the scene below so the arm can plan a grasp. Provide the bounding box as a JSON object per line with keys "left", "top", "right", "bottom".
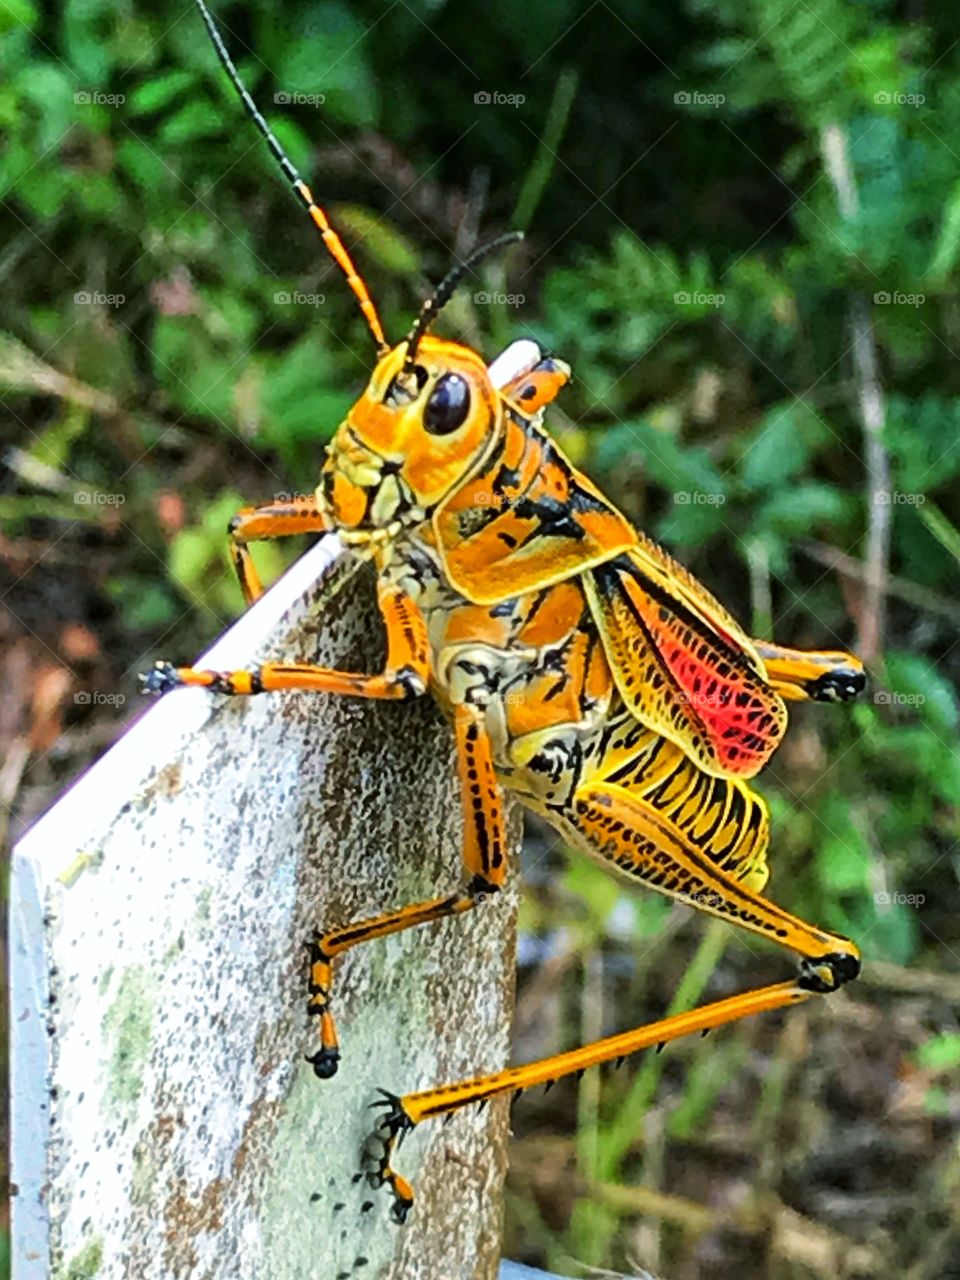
{"left": 364, "top": 1091, "right": 416, "bottom": 1223}
{"left": 139, "top": 661, "right": 183, "bottom": 696}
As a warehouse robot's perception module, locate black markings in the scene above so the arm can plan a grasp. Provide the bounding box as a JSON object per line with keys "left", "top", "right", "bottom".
{"left": 493, "top": 462, "right": 523, "bottom": 492}
{"left": 595, "top": 554, "right": 757, "bottom": 672}
{"left": 513, "top": 494, "right": 584, "bottom": 543}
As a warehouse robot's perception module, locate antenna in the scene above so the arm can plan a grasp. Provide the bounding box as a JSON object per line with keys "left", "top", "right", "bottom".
{"left": 193, "top": 0, "right": 389, "bottom": 354}
{"left": 402, "top": 231, "right": 524, "bottom": 373}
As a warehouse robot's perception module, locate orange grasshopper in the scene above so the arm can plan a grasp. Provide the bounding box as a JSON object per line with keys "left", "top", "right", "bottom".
{"left": 143, "top": 0, "right": 867, "bottom": 1223}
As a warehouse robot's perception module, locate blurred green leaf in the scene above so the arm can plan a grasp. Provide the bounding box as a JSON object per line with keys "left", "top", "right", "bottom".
{"left": 564, "top": 859, "right": 621, "bottom": 930}
{"left": 0, "top": 0, "right": 36, "bottom": 31}
{"left": 157, "top": 99, "right": 223, "bottom": 146}
{"left": 128, "top": 69, "right": 198, "bottom": 116}
{"left": 275, "top": 3, "right": 379, "bottom": 128}
{"left": 332, "top": 205, "right": 421, "bottom": 277}
{"left": 756, "top": 482, "right": 852, "bottom": 536}
{"left": 885, "top": 650, "right": 959, "bottom": 734}
{"left": 919, "top": 500, "right": 960, "bottom": 565}
{"left": 740, "top": 403, "right": 812, "bottom": 490}
{"left": 916, "top": 1033, "right": 960, "bottom": 1073}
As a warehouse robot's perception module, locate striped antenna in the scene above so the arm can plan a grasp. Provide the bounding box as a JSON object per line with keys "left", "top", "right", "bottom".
{"left": 193, "top": 0, "right": 389, "bottom": 355}
{"left": 402, "top": 231, "right": 524, "bottom": 374}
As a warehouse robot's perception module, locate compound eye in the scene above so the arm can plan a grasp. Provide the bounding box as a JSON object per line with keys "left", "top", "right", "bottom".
{"left": 423, "top": 373, "right": 471, "bottom": 435}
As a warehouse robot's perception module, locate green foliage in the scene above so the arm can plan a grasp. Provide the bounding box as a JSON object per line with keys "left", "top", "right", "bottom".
{"left": 3, "top": 1, "right": 959, "bottom": 1275}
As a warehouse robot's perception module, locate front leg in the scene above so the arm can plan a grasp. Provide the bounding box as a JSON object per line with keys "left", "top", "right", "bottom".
{"left": 227, "top": 494, "right": 326, "bottom": 605}
{"left": 140, "top": 580, "right": 429, "bottom": 701}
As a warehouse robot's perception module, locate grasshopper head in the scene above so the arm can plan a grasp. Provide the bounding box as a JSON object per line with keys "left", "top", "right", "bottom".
{"left": 319, "top": 336, "right": 501, "bottom": 538}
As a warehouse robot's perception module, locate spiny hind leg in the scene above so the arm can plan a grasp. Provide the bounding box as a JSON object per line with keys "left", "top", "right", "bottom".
{"left": 370, "top": 778, "right": 859, "bottom": 1219}
{"left": 754, "top": 639, "right": 865, "bottom": 703}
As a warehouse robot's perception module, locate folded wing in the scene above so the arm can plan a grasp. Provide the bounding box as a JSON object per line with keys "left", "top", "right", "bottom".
{"left": 585, "top": 536, "right": 787, "bottom": 779}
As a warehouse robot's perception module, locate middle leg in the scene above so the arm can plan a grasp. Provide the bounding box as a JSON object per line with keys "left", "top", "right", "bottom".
{"left": 305, "top": 702, "right": 509, "bottom": 1087}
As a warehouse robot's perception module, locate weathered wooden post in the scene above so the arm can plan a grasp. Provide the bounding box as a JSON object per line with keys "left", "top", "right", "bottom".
{"left": 10, "top": 536, "right": 520, "bottom": 1279}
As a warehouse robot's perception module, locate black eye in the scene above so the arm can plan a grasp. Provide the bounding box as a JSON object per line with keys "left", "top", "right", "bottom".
{"left": 423, "top": 373, "right": 471, "bottom": 435}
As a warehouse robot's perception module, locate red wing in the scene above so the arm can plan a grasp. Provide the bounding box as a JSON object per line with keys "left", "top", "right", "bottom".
{"left": 585, "top": 540, "right": 787, "bottom": 779}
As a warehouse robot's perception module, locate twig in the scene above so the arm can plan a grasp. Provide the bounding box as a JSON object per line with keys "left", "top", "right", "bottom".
{"left": 820, "top": 123, "right": 892, "bottom": 664}
{"left": 858, "top": 958, "right": 960, "bottom": 1003}
{"left": 592, "top": 1181, "right": 714, "bottom": 1236}
{"left": 799, "top": 540, "right": 960, "bottom": 626}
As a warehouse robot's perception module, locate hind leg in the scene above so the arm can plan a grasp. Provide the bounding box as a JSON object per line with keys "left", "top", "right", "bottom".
{"left": 368, "top": 774, "right": 859, "bottom": 1220}
{"left": 753, "top": 640, "right": 865, "bottom": 702}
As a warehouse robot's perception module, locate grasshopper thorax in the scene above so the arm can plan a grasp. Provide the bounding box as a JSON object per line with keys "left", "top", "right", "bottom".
{"left": 317, "top": 335, "right": 502, "bottom": 544}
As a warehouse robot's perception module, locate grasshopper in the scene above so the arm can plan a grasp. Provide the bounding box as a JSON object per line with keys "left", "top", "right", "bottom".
{"left": 143, "top": 0, "right": 867, "bottom": 1222}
